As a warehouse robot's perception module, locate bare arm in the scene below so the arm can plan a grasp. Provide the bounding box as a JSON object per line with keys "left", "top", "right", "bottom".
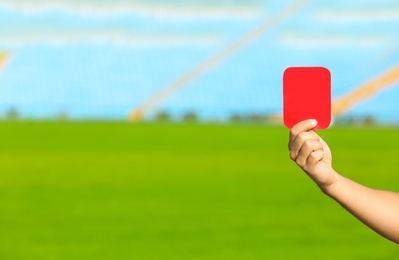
{"left": 289, "top": 119, "right": 399, "bottom": 244}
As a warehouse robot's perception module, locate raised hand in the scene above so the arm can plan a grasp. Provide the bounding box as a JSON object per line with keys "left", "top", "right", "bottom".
{"left": 288, "top": 119, "right": 337, "bottom": 189}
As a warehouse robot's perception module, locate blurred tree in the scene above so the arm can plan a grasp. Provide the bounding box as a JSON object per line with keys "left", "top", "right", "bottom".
{"left": 56, "top": 110, "right": 69, "bottom": 121}
{"left": 230, "top": 113, "right": 243, "bottom": 123}
{"left": 154, "top": 111, "right": 171, "bottom": 122}
{"left": 248, "top": 113, "right": 266, "bottom": 124}
{"left": 364, "top": 115, "right": 376, "bottom": 126}
{"left": 335, "top": 116, "right": 350, "bottom": 126}
{"left": 182, "top": 112, "right": 198, "bottom": 123}
{"left": 5, "top": 107, "right": 19, "bottom": 121}
{"left": 348, "top": 116, "right": 357, "bottom": 126}
{"left": 348, "top": 116, "right": 363, "bottom": 126}
{"left": 265, "top": 113, "right": 283, "bottom": 125}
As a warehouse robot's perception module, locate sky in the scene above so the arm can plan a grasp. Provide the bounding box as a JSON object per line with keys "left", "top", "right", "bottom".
{"left": 0, "top": 0, "right": 398, "bottom": 121}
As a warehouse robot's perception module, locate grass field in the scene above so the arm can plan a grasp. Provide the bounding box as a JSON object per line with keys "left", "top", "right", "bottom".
{"left": 0, "top": 122, "right": 398, "bottom": 259}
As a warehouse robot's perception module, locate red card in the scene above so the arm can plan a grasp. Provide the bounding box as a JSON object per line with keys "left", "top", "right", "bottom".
{"left": 283, "top": 67, "right": 331, "bottom": 130}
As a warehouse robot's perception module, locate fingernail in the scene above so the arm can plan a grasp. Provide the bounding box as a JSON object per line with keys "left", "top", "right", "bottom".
{"left": 310, "top": 120, "right": 317, "bottom": 126}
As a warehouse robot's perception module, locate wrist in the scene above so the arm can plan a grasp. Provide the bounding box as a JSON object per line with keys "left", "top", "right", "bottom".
{"left": 319, "top": 169, "right": 342, "bottom": 197}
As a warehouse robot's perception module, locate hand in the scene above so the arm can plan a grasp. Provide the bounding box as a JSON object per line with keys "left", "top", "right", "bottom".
{"left": 288, "top": 119, "right": 337, "bottom": 190}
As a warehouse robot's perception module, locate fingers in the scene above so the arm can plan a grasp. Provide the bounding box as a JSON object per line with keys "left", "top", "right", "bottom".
{"left": 288, "top": 119, "right": 325, "bottom": 170}
{"left": 289, "top": 119, "right": 318, "bottom": 149}
{"left": 306, "top": 150, "right": 324, "bottom": 169}
{"left": 289, "top": 130, "right": 320, "bottom": 160}
{"left": 294, "top": 140, "right": 323, "bottom": 167}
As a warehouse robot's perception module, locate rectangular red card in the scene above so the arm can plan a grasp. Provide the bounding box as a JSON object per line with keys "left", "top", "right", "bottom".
{"left": 283, "top": 67, "right": 331, "bottom": 130}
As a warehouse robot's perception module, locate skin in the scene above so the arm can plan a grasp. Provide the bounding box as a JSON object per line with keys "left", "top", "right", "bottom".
{"left": 288, "top": 119, "right": 399, "bottom": 244}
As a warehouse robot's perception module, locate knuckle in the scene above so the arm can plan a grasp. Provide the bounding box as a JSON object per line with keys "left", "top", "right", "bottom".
{"left": 289, "top": 151, "right": 296, "bottom": 161}
{"left": 297, "top": 132, "right": 307, "bottom": 142}
{"left": 296, "top": 160, "right": 305, "bottom": 168}
{"left": 308, "top": 132, "right": 318, "bottom": 140}
{"left": 311, "top": 150, "right": 323, "bottom": 161}
{"left": 309, "top": 152, "right": 318, "bottom": 161}
{"left": 303, "top": 140, "right": 313, "bottom": 149}
{"left": 290, "top": 130, "right": 298, "bottom": 139}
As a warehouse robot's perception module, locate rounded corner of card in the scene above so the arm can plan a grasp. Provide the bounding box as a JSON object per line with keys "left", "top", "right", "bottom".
{"left": 318, "top": 67, "right": 331, "bottom": 77}
{"left": 283, "top": 67, "right": 295, "bottom": 78}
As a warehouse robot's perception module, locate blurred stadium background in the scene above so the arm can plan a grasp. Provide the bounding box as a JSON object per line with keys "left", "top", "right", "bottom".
{"left": 1, "top": 0, "right": 399, "bottom": 259}
{"left": 0, "top": 0, "right": 399, "bottom": 124}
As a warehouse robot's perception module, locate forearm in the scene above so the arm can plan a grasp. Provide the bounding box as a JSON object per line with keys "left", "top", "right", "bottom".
{"left": 323, "top": 172, "right": 399, "bottom": 244}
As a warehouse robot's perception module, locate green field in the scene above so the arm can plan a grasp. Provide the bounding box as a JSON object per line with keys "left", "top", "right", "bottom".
{"left": 0, "top": 122, "right": 398, "bottom": 259}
